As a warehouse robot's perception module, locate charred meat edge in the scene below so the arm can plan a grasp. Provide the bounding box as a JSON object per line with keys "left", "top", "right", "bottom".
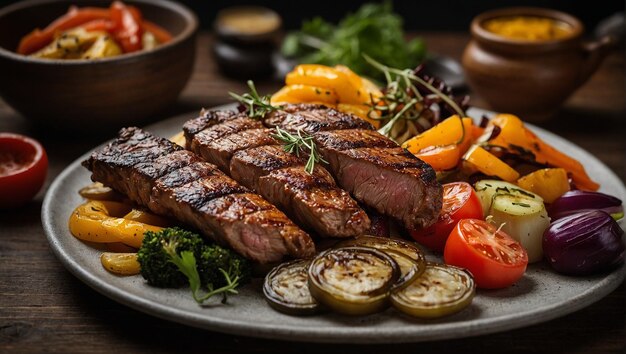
{"left": 82, "top": 127, "right": 315, "bottom": 263}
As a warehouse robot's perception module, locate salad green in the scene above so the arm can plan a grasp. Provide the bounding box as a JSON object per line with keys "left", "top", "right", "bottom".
{"left": 281, "top": 2, "right": 426, "bottom": 80}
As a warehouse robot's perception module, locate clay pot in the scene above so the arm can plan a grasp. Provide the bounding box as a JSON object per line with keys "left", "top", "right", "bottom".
{"left": 462, "top": 7, "right": 616, "bottom": 121}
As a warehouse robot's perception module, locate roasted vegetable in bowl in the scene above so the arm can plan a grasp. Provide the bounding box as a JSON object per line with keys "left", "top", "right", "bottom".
{"left": 18, "top": 1, "right": 172, "bottom": 59}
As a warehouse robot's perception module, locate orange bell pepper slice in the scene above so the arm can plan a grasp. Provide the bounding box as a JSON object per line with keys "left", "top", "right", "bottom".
{"left": 402, "top": 116, "right": 473, "bottom": 154}
{"left": 415, "top": 145, "right": 461, "bottom": 171}
{"left": 487, "top": 114, "right": 599, "bottom": 191}
{"left": 402, "top": 116, "right": 474, "bottom": 171}
{"left": 463, "top": 145, "right": 520, "bottom": 182}
{"left": 18, "top": 6, "right": 111, "bottom": 54}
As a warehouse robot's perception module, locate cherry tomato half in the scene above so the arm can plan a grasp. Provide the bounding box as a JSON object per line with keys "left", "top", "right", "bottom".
{"left": 410, "top": 182, "right": 483, "bottom": 252}
{"left": 0, "top": 133, "right": 48, "bottom": 208}
{"left": 444, "top": 219, "right": 528, "bottom": 289}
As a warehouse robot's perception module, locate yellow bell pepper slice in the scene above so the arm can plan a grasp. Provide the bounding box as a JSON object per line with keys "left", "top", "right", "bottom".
{"left": 517, "top": 168, "right": 570, "bottom": 203}
{"left": 463, "top": 145, "right": 520, "bottom": 182}
{"left": 286, "top": 64, "right": 366, "bottom": 104}
{"left": 270, "top": 84, "right": 340, "bottom": 106}
{"left": 69, "top": 200, "right": 162, "bottom": 248}
{"left": 487, "top": 114, "right": 599, "bottom": 191}
{"left": 101, "top": 252, "right": 141, "bottom": 276}
{"left": 336, "top": 103, "right": 380, "bottom": 128}
{"left": 334, "top": 65, "right": 383, "bottom": 100}
{"left": 123, "top": 209, "right": 172, "bottom": 227}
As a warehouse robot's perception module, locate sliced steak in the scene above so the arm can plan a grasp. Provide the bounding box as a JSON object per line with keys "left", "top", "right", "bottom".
{"left": 264, "top": 104, "right": 442, "bottom": 230}
{"left": 184, "top": 112, "right": 371, "bottom": 238}
{"left": 196, "top": 127, "right": 276, "bottom": 173}
{"left": 264, "top": 103, "right": 373, "bottom": 134}
{"left": 83, "top": 127, "right": 315, "bottom": 263}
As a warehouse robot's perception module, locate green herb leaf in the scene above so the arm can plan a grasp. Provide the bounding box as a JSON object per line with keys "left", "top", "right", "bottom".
{"left": 229, "top": 80, "right": 281, "bottom": 119}
{"left": 271, "top": 126, "right": 327, "bottom": 174}
{"left": 282, "top": 2, "right": 426, "bottom": 80}
{"left": 162, "top": 236, "right": 240, "bottom": 304}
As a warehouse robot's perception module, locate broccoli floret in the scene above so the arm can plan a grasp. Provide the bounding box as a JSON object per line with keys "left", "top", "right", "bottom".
{"left": 137, "top": 227, "right": 203, "bottom": 288}
{"left": 137, "top": 227, "right": 251, "bottom": 301}
{"left": 198, "top": 245, "right": 250, "bottom": 288}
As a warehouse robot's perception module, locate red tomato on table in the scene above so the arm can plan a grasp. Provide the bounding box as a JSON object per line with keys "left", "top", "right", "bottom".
{"left": 444, "top": 219, "right": 528, "bottom": 289}
{"left": 410, "top": 182, "right": 483, "bottom": 252}
{"left": 0, "top": 133, "right": 48, "bottom": 208}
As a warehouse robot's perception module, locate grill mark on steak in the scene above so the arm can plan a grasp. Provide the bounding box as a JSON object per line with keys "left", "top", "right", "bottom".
{"left": 83, "top": 127, "right": 315, "bottom": 263}
{"left": 230, "top": 144, "right": 303, "bottom": 188}
{"left": 264, "top": 104, "right": 443, "bottom": 230}
{"left": 315, "top": 129, "right": 397, "bottom": 150}
{"left": 130, "top": 150, "right": 202, "bottom": 206}
{"left": 196, "top": 128, "right": 277, "bottom": 173}
{"left": 183, "top": 109, "right": 238, "bottom": 147}
{"left": 264, "top": 104, "right": 373, "bottom": 134}
{"left": 184, "top": 111, "right": 371, "bottom": 238}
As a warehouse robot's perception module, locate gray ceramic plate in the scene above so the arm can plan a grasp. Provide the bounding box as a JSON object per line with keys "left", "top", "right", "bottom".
{"left": 42, "top": 106, "right": 626, "bottom": 343}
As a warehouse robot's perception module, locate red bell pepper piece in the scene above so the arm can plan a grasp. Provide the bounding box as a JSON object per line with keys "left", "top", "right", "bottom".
{"left": 110, "top": 1, "right": 143, "bottom": 53}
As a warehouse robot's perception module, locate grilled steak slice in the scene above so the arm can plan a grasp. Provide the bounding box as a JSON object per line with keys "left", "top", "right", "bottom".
{"left": 83, "top": 127, "right": 315, "bottom": 263}
{"left": 195, "top": 128, "right": 277, "bottom": 173}
{"left": 264, "top": 103, "right": 373, "bottom": 134}
{"left": 264, "top": 104, "right": 442, "bottom": 230}
{"left": 182, "top": 109, "right": 238, "bottom": 143}
{"left": 184, "top": 112, "right": 371, "bottom": 237}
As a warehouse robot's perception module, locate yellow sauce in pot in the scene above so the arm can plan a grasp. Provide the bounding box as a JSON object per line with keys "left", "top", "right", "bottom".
{"left": 484, "top": 16, "right": 573, "bottom": 41}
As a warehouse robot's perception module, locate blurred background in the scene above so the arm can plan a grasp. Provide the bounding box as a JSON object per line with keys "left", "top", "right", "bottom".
{"left": 0, "top": 0, "right": 622, "bottom": 31}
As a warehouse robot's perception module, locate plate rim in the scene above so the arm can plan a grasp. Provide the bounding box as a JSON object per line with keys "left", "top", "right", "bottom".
{"left": 41, "top": 106, "right": 626, "bottom": 343}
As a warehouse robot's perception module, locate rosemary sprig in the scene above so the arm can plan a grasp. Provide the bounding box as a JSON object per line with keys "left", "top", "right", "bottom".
{"left": 364, "top": 55, "right": 465, "bottom": 117}
{"left": 363, "top": 54, "right": 467, "bottom": 144}
{"left": 229, "top": 80, "right": 281, "bottom": 119}
{"left": 271, "top": 126, "right": 327, "bottom": 174}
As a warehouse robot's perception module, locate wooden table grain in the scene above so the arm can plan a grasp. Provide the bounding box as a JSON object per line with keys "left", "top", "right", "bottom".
{"left": 1, "top": 32, "right": 624, "bottom": 354}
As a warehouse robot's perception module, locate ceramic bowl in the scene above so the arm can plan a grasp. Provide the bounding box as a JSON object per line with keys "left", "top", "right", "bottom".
{"left": 462, "top": 7, "right": 615, "bottom": 121}
{"left": 0, "top": 0, "right": 198, "bottom": 132}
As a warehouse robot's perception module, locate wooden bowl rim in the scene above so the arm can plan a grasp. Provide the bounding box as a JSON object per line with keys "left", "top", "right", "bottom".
{"left": 0, "top": 0, "right": 198, "bottom": 65}
{"left": 470, "top": 7, "right": 584, "bottom": 48}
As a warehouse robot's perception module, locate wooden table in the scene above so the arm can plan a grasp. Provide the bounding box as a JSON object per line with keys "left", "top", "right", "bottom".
{"left": 1, "top": 33, "right": 624, "bottom": 353}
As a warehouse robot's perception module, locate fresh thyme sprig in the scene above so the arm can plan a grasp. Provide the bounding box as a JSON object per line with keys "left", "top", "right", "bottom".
{"left": 271, "top": 126, "right": 327, "bottom": 174}
{"left": 229, "top": 80, "right": 282, "bottom": 119}
{"left": 162, "top": 236, "right": 240, "bottom": 305}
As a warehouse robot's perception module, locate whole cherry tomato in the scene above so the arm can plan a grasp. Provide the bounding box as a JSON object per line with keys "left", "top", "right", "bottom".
{"left": 0, "top": 133, "right": 48, "bottom": 208}
{"left": 410, "top": 182, "right": 483, "bottom": 252}
{"left": 444, "top": 219, "right": 528, "bottom": 289}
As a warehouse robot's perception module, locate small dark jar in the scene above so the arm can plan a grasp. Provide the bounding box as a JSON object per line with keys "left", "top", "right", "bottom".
{"left": 213, "top": 6, "right": 281, "bottom": 79}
